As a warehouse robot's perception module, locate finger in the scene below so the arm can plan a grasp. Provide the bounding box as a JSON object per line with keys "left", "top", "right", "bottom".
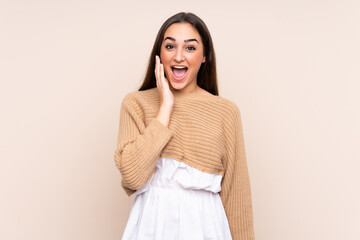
{"left": 154, "top": 55, "right": 158, "bottom": 79}
{"left": 155, "top": 55, "right": 161, "bottom": 87}
{"left": 160, "top": 63, "right": 165, "bottom": 81}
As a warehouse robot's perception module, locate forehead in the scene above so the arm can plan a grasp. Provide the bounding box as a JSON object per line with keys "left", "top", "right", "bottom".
{"left": 163, "top": 23, "right": 202, "bottom": 42}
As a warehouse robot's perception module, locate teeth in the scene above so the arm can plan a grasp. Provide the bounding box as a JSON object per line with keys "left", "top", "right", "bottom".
{"left": 173, "top": 66, "right": 186, "bottom": 69}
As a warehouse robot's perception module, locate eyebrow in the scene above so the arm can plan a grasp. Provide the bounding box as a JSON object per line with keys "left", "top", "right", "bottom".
{"left": 163, "top": 36, "right": 199, "bottom": 43}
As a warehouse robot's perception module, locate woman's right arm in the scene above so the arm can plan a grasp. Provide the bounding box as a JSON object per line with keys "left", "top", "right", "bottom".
{"left": 114, "top": 94, "right": 173, "bottom": 196}
{"left": 115, "top": 55, "right": 174, "bottom": 196}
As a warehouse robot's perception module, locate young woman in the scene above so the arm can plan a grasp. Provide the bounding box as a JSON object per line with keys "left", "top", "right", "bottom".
{"left": 114, "top": 12, "right": 255, "bottom": 240}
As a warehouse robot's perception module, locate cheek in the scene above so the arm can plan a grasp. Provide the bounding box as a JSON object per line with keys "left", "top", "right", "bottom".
{"left": 159, "top": 52, "right": 170, "bottom": 76}
{"left": 160, "top": 51, "right": 171, "bottom": 64}
{"left": 160, "top": 52, "right": 172, "bottom": 74}
{"left": 187, "top": 53, "right": 204, "bottom": 67}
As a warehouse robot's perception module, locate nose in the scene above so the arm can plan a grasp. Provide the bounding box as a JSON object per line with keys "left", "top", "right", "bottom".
{"left": 174, "top": 48, "right": 185, "bottom": 62}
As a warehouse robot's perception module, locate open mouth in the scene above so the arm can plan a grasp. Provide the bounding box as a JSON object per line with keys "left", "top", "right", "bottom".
{"left": 171, "top": 66, "right": 188, "bottom": 80}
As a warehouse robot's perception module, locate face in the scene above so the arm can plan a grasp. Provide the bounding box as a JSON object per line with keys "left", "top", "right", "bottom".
{"left": 160, "top": 22, "right": 206, "bottom": 92}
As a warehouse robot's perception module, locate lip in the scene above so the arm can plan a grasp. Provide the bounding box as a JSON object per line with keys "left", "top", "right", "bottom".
{"left": 172, "top": 65, "right": 188, "bottom": 68}
{"left": 171, "top": 66, "right": 188, "bottom": 81}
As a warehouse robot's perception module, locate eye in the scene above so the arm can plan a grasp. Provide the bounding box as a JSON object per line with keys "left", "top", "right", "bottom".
{"left": 165, "top": 44, "right": 174, "bottom": 49}
{"left": 187, "top": 46, "right": 196, "bottom": 51}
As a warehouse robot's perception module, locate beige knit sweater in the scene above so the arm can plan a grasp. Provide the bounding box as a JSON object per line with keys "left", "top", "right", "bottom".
{"left": 114, "top": 87, "right": 255, "bottom": 239}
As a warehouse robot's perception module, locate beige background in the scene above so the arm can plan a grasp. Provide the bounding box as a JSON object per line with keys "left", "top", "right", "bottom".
{"left": 1, "top": 0, "right": 359, "bottom": 239}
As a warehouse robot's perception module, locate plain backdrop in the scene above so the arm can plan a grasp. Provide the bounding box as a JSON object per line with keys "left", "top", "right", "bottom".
{"left": 0, "top": 0, "right": 359, "bottom": 239}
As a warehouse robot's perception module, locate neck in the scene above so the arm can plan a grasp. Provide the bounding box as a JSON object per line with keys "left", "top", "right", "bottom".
{"left": 170, "top": 84, "right": 202, "bottom": 98}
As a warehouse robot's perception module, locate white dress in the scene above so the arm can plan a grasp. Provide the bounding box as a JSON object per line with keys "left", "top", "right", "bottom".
{"left": 121, "top": 157, "right": 233, "bottom": 240}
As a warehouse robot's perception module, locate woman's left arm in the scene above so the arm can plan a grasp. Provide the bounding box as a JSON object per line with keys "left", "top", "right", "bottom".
{"left": 220, "top": 103, "right": 255, "bottom": 240}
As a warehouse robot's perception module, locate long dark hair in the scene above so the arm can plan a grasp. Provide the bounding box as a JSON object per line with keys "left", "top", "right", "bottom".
{"left": 138, "top": 12, "right": 219, "bottom": 96}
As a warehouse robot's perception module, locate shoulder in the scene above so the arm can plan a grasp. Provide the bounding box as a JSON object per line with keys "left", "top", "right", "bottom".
{"left": 123, "top": 87, "right": 158, "bottom": 101}
{"left": 216, "top": 96, "right": 241, "bottom": 117}
{"left": 120, "top": 88, "right": 159, "bottom": 118}
{"left": 122, "top": 87, "right": 159, "bottom": 106}
{"left": 212, "top": 96, "right": 242, "bottom": 130}
{"left": 219, "top": 98, "right": 244, "bottom": 144}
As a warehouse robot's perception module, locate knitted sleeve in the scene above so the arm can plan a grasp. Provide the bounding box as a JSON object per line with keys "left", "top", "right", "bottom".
{"left": 114, "top": 93, "right": 173, "bottom": 196}
{"left": 219, "top": 103, "right": 255, "bottom": 240}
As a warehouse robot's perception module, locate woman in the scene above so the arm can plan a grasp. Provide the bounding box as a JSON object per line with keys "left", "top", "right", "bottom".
{"left": 114, "top": 12, "right": 255, "bottom": 240}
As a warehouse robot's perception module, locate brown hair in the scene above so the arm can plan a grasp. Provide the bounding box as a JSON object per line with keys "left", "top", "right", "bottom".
{"left": 138, "top": 12, "right": 219, "bottom": 96}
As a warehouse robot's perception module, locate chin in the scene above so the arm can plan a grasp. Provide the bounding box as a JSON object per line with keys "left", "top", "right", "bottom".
{"left": 169, "top": 81, "right": 186, "bottom": 90}
{"left": 171, "top": 78, "right": 192, "bottom": 90}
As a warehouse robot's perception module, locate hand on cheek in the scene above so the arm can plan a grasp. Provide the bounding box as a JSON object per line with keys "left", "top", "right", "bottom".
{"left": 155, "top": 55, "right": 174, "bottom": 106}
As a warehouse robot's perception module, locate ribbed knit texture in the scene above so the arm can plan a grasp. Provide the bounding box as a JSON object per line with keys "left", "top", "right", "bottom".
{"left": 114, "top": 87, "right": 255, "bottom": 240}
